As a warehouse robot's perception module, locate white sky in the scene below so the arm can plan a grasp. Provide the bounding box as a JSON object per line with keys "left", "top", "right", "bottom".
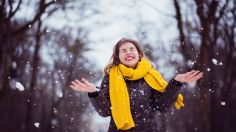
{"left": 39, "top": 0, "right": 180, "bottom": 84}
{"left": 14, "top": 0, "right": 179, "bottom": 72}
{"left": 81, "top": 0, "right": 178, "bottom": 69}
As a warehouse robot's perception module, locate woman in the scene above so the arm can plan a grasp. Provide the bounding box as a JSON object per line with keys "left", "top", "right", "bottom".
{"left": 70, "top": 38, "right": 203, "bottom": 132}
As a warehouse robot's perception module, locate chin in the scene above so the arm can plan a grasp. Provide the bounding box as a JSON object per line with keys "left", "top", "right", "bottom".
{"left": 125, "top": 63, "right": 137, "bottom": 68}
{"left": 121, "top": 60, "right": 138, "bottom": 68}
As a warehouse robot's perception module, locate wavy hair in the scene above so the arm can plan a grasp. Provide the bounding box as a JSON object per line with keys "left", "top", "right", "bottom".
{"left": 104, "top": 38, "right": 147, "bottom": 74}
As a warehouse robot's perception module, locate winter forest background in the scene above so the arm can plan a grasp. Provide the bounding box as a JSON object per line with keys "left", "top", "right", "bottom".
{"left": 0, "top": 0, "right": 236, "bottom": 132}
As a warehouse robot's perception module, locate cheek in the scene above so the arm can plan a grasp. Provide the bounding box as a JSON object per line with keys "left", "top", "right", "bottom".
{"left": 135, "top": 52, "right": 140, "bottom": 59}
{"left": 118, "top": 53, "right": 124, "bottom": 61}
{"left": 134, "top": 57, "right": 139, "bottom": 62}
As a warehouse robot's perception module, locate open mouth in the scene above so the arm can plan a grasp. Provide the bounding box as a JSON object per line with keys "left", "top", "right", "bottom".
{"left": 125, "top": 56, "right": 135, "bottom": 61}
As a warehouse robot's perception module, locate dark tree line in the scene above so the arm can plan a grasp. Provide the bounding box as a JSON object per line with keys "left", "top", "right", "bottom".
{"left": 0, "top": 0, "right": 100, "bottom": 132}
{"left": 169, "top": 0, "right": 236, "bottom": 132}
{"left": 134, "top": 0, "right": 236, "bottom": 132}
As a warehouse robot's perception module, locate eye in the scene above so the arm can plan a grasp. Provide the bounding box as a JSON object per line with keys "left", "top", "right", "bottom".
{"left": 121, "top": 49, "right": 126, "bottom": 53}
{"left": 130, "top": 47, "right": 135, "bottom": 51}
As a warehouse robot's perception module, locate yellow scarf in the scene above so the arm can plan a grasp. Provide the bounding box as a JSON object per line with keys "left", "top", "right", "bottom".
{"left": 109, "top": 58, "right": 184, "bottom": 130}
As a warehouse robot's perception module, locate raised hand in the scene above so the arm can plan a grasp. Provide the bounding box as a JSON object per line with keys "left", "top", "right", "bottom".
{"left": 70, "top": 78, "right": 97, "bottom": 93}
{"left": 175, "top": 70, "right": 203, "bottom": 83}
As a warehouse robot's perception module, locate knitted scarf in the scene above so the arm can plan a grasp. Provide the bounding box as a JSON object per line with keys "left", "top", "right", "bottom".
{"left": 109, "top": 58, "right": 184, "bottom": 130}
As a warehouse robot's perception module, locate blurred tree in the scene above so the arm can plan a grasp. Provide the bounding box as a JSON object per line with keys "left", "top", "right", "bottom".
{"left": 0, "top": 0, "right": 59, "bottom": 98}
{"left": 0, "top": 0, "right": 101, "bottom": 132}
{"left": 172, "top": 0, "right": 236, "bottom": 132}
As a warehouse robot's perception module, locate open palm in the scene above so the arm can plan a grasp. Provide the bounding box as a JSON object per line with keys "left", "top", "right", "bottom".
{"left": 70, "top": 78, "right": 97, "bottom": 93}
{"left": 175, "top": 70, "right": 203, "bottom": 83}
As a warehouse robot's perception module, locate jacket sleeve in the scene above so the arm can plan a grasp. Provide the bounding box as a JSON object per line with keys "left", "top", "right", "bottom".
{"left": 88, "top": 75, "right": 111, "bottom": 117}
{"left": 152, "top": 79, "right": 182, "bottom": 112}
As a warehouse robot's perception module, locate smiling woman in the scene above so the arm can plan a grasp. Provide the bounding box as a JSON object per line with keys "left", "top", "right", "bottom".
{"left": 70, "top": 38, "right": 203, "bottom": 132}
{"left": 105, "top": 38, "right": 145, "bottom": 72}
{"left": 118, "top": 42, "right": 140, "bottom": 68}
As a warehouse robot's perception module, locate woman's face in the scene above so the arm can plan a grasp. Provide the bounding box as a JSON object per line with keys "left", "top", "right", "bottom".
{"left": 118, "top": 42, "right": 140, "bottom": 68}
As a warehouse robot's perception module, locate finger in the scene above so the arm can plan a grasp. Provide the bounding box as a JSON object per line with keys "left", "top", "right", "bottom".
{"left": 79, "top": 81, "right": 88, "bottom": 88}
{"left": 71, "top": 81, "right": 76, "bottom": 84}
{"left": 192, "top": 72, "right": 203, "bottom": 81}
{"left": 71, "top": 80, "right": 77, "bottom": 85}
{"left": 70, "top": 80, "right": 93, "bottom": 92}
{"left": 76, "top": 80, "right": 94, "bottom": 92}
{"left": 82, "top": 78, "right": 89, "bottom": 82}
{"left": 75, "top": 79, "right": 81, "bottom": 84}
{"left": 187, "top": 72, "right": 203, "bottom": 82}
{"left": 183, "top": 71, "right": 197, "bottom": 82}
{"left": 187, "top": 70, "right": 200, "bottom": 79}
{"left": 71, "top": 81, "right": 88, "bottom": 91}
{"left": 71, "top": 81, "right": 82, "bottom": 87}
{"left": 70, "top": 84, "right": 79, "bottom": 90}
{"left": 70, "top": 85, "right": 76, "bottom": 89}
{"left": 188, "top": 70, "right": 198, "bottom": 75}
{"left": 82, "top": 78, "right": 95, "bottom": 90}
{"left": 186, "top": 70, "right": 195, "bottom": 75}
{"left": 192, "top": 70, "right": 200, "bottom": 76}
{"left": 75, "top": 79, "right": 87, "bottom": 88}
{"left": 72, "top": 79, "right": 95, "bottom": 92}
{"left": 82, "top": 78, "right": 89, "bottom": 85}
{"left": 72, "top": 80, "right": 81, "bottom": 85}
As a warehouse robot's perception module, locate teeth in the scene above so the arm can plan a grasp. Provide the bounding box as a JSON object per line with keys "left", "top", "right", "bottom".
{"left": 126, "top": 57, "right": 134, "bottom": 61}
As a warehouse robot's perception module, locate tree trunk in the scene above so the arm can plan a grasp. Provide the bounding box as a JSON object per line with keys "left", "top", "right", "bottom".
{"left": 25, "top": 20, "right": 42, "bottom": 132}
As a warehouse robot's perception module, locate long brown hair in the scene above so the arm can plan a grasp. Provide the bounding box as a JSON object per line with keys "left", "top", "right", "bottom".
{"left": 104, "top": 38, "right": 146, "bottom": 74}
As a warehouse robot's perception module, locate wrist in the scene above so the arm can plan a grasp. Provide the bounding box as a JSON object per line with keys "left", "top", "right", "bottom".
{"left": 171, "top": 79, "right": 183, "bottom": 86}
{"left": 91, "top": 86, "right": 100, "bottom": 92}
{"left": 174, "top": 77, "right": 181, "bottom": 82}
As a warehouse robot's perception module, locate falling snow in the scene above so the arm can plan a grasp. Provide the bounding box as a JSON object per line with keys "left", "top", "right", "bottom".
{"left": 139, "top": 90, "right": 144, "bottom": 95}
{"left": 212, "top": 58, "right": 217, "bottom": 65}
{"left": 46, "top": 29, "right": 50, "bottom": 33}
{"left": 16, "top": 82, "right": 25, "bottom": 91}
{"left": 211, "top": 58, "right": 223, "bottom": 66}
{"left": 34, "top": 122, "right": 40, "bottom": 128}
{"left": 2, "top": 1, "right": 233, "bottom": 132}
{"left": 221, "top": 102, "right": 226, "bottom": 106}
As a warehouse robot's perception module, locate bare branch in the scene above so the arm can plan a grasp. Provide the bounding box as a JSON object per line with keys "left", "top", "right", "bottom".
{"left": 173, "top": 0, "right": 192, "bottom": 62}
{"left": 12, "top": 0, "right": 56, "bottom": 36}
{"left": 216, "top": 0, "right": 229, "bottom": 20}
{"left": 8, "top": 0, "right": 13, "bottom": 15}
{"left": 207, "top": 0, "right": 218, "bottom": 22}
{"left": 7, "top": 0, "right": 22, "bottom": 20}
{"left": 0, "top": 0, "right": 7, "bottom": 21}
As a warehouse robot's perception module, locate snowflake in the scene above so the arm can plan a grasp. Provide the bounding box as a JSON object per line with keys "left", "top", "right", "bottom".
{"left": 212, "top": 58, "right": 217, "bottom": 65}
{"left": 16, "top": 82, "right": 25, "bottom": 91}
{"left": 221, "top": 102, "right": 226, "bottom": 106}
{"left": 34, "top": 122, "right": 40, "bottom": 128}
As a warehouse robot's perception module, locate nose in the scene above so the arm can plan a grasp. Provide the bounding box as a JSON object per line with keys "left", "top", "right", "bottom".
{"left": 126, "top": 50, "right": 132, "bottom": 54}
{"left": 125, "top": 53, "right": 132, "bottom": 56}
